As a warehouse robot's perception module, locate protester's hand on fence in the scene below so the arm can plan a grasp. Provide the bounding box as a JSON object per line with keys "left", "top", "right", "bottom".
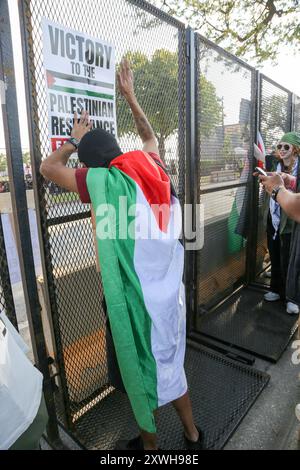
{"left": 71, "top": 110, "right": 92, "bottom": 141}
{"left": 258, "top": 173, "right": 285, "bottom": 195}
{"left": 117, "top": 58, "right": 134, "bottom": 101}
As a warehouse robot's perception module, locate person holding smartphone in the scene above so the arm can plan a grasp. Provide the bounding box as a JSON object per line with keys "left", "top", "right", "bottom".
{"left": 259, "top": 132, "right": 300, "bottom": 314}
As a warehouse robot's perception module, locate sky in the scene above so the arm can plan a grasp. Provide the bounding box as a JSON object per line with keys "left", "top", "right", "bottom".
{"left": 1, "top": 0, "right": 300, "bottom": 152}
{"left": 261, "top": 51, "right": 300, "bottom": 95}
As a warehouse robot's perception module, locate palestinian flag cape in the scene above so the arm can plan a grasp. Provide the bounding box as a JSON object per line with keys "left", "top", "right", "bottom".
{"left": 227, "top": 154, "right": 250, "bottom": 254}
{"left": 86, "top": 151, "right": 187, "bottom": 433}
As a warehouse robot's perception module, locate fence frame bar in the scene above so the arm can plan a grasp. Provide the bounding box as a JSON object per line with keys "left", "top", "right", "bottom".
{"left": 246, "top": 70, "right": 260, "bottom": 284}
{"left": 185, "top": 27, "right": 198, "bottom": 333}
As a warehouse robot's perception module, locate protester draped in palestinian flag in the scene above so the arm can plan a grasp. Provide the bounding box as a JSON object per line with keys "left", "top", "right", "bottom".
{"left": 80, "top": 149, "right": 187, "bottom": 434}
{"left": 40, "top": 58, "right": 203, "bottom": 450}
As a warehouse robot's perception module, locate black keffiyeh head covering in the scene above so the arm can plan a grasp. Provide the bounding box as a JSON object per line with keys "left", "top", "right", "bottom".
{"left": 78, "top": 129, "right": 123, "bottom": 168}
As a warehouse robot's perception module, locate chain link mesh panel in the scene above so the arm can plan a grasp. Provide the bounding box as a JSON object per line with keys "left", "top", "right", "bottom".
{"left": 196, "top": 37, "right": 254, "bottom": 312}
{"left": 255, "top": 77, "right": 292, "bottom": 280}
{"left": 293, "top": 95, "right": 300, "bottom": 131}
{"left": 22, "top": 0, "right": 186, "bottom": 440}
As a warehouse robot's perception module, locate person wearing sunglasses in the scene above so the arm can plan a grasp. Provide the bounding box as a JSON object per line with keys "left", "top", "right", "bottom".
{"left": 261, "top": 132, "right": 300, "bottom": 315}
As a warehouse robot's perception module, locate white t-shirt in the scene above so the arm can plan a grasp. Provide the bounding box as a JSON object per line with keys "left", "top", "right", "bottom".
{"left": 0, "top": 312, "right": 43, "bottom": 450}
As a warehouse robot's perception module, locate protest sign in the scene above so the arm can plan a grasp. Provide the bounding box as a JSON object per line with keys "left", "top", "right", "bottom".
{"left": 42, "top": 18, "right": 116, "bottom": 151}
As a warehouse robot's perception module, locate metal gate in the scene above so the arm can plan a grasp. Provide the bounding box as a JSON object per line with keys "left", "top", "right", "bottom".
{"left": 19, "top": 0, "right": 186, "bottom": 440}
{"left": 192, "top": 69, "right": 296, "bottom": 362}
{"left": 194, "top": 34, "right": 256, "bottom": 320}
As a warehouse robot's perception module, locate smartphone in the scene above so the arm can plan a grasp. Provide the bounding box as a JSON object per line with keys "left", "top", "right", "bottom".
{"left": 255, "top": 167, "right": 268, "bottom": 177}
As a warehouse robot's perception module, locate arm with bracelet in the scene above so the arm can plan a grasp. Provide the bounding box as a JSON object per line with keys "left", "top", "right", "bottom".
{"left": 40, "top": 110, "right": 92, "bottom": 192}
{"left": 259, "top": 173, "right": 300, "bottom": 223}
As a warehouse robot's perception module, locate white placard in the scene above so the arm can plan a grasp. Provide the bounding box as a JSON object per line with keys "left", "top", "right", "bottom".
{"left": 42, "top": 18, "right": 117, "bottom": 151}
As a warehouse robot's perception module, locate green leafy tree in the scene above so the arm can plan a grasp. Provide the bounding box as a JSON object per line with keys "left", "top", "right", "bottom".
{"left": 22, "top": 151, "right": 31, "bottom": 166}
{"left": 117, "top": 50, "right": 179, "bottom": 160}
{"left": 223, "top": 133, "right": 235, "bottom": 166}
{"left": 0, "top": 153, "right": 7, "bottom": 172}
{"left": 199, "top": 74, "right": 222, "bottom": 137}
{"left": 261, "top": 94, "right": 289, "bottom": 146}
{"left": 151, "top": 0, "right": 300, "bottom": 64}
{"left": 117, "top": 50, "right": 222, "bottom": 159}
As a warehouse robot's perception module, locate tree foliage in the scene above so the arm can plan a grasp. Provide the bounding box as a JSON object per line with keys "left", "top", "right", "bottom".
{"left": 0, "top": 154, "right": 7, "bottom": 172}
{"left": 22, "top": 151, "right": 31, "bottom": 166}
{"left": 117, "top": 50, "right": 179, "bottom": 159}
{"left": 0, "top": 152, "right": 31, "bottom": 174}
{"left": 261, "top": 93, "right": 289, "bottom": 146}
{"left": 199, "top": 74, "right": 222, "bottom": 137}
{"left": 152, "top": 0, "right": 300, "bottom": 64}
{"left": 223, "top": 133, "right": 235, "bottom": 165}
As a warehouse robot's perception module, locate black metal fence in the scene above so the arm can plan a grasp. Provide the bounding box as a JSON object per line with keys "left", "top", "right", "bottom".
{"left": 19, "top": 0, "right": 186, "bottom": 443}
{"left": 0, "top": 0, "right": 296, "bottom": 450}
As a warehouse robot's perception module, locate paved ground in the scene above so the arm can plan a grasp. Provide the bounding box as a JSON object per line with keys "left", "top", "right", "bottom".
{"left": 225, "top": 343, "right": 300, "bottom": 450}
{"left": 39, "top": 336, "right": 299, "bottom": 451}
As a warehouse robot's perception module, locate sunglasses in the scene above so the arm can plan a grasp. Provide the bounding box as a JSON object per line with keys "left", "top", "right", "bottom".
{"left": 277, "top": 143, "right": 292, "bottom": 151}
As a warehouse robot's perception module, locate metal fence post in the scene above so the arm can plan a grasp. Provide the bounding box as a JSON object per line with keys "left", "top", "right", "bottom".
{"left": 291, "top": 93, "right": 296, "bottom": 131}
{"left": 0, "top": 0, "right": 60, "bottom": 444}
{"left": 245, "top": 70, "right": 260, "bottom": 284}
{"left": 287, "top": 91, "right": 293, "bottom": 132}
{"left": 178, "top": 29, "right": 186, "bottom": 207}
{"left": 185, "top": 27, "right": 197, "bottom": 334}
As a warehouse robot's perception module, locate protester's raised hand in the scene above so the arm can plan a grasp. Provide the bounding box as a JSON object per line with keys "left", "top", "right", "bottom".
{"left": 117, "top": 58, "right": 134, "bottom": 100}
{"left": 71, "top": 110, "right": 92, "bottom": 141}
